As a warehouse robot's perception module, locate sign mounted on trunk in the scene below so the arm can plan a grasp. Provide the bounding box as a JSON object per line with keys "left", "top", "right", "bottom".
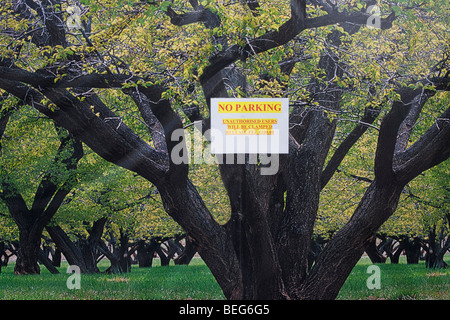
{"left": 210, "top": 98, "right": 289, "bottom": 154}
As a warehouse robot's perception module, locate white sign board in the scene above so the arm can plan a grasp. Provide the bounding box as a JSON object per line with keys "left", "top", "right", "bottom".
{"left": 210, "top": 98, "right": 289, "bottom": 154}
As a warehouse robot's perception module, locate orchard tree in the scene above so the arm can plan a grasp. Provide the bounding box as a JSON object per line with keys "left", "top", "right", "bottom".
{"left": 0, "top": 0, "right": 449, "bottom": 299}
{"left": 0, "top": 102, "right": 82, "bottom": 274}
{"left": 406, "top": 160, "right": 450, "bottom": 268}
{"left": 44, "top": 153, "right": 164, "bottom": 273}
{"left": 317, "top": 127, "right": 450, "bottom": 266}
{"left": 47, "top": 151, "right": 228, "bottom": 272}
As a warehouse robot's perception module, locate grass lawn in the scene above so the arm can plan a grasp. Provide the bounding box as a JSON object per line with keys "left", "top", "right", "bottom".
{"left": 0, "top": 256, "right": 449, "bottom": 300}
{"left": 338, "top": 255, "right": 450, "bottom": 300}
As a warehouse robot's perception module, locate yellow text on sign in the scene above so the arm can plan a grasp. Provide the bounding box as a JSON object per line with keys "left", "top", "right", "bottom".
{"left": 222, "top": 118, "right": 277, "bottom": 135}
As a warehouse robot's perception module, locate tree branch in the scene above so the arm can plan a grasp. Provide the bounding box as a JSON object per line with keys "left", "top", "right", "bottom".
{"left": 0, "top": 99, "right": 29, "bottom": 226}
{"left": 394, "top": 106, "right": 450, "bottom": 184}
{"left": 394, "top": 90, "right": 435, "bottom": 155}
{"left": 0, "top": 65, "right": 141, "bottom": 89}
{"left": 321, "top": 107, "right": 381, "bottom": 189}
{"left": 166, "top": 6, "right": 220, "bottom": 28}
{"left": 374, "top": 87, "right": 422, "bottom": 185}
{"left": 245, "top": 0, "right": 260, "bottom": 16}
{"left": 126, "top": 88, "right": 170, "bottom": 158}
{"left": 30, "top": 127, "right": 83, "bottom": 217}
{"left": 0, "top": 102, "right": 10, "bottom": 148}
{"left": 200, "top": 3, "right": 396, "bottom": 85}
{"left": 0, "top": 78, "right": 169, "bottom": 184}
{"left": 0, "top": 178, "right": 29, "bottom": 230}
{"left": 305, "top": 11, "right": 395, "bottom": 30}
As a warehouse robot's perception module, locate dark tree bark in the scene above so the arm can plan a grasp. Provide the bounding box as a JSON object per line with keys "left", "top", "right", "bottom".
{"left": 295, "top": 85, "right": 450, "bottom": 298}
{"left": 12, "top": 230, "right": 39, "bottom": 274}
{"left": 0, "top": 242, "right": 16, "bottom": 268}
{"left": 298, "top": 182, "right": 405, "bottom": 299}
{"left": 46, "top": 217, "right": 107, "bottom": 274}
{"left": 364, "top": 237, "right": 387, "bottom": 264}
{"left": 156, "top": 245, "right": 170, "bottom": 267}
{"left": 0, "top": 242, "right": 3, "bottom": 273}
{"left": 403, "top": 237, "right": 421, "bottom": 264}
{"left": 136, "top": 238, "right": 161, "bottom": 268}
{"left": 38, "top": 249, "right": 59, "bottom": 274}
{"left": 424, "top": 227, "right": 450, "bottom": 269}
{"left": 386, "top": 238, "right": 404, "bottom": 264}
{"left": 103, "top": 230, "right": 133, "bottom": 273}
{"left": 166, "top": 239, "right": 184, "bottom": 261}
{"left": 174, "top": 236, "right": 198, "bottom": 265}
{"left": 51, "top": 248, "right": 62, "bottom": 267}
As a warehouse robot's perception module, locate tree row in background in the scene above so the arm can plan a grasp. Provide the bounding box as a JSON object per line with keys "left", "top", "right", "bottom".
{"left": 0, "top": 105, "right": 228, "bottom": 273}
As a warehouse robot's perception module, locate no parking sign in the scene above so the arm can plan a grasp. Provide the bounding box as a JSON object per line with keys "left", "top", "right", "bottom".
{"left": 210, "top": 98, "right": 289, "bottom": 154}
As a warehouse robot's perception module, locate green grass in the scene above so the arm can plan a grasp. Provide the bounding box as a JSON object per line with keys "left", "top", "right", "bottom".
{"left": 337, "top": 255, "right": 450, "bottom": 300}
{"left": 0, "top": 256, "right": 449, "bottom": 300}
{"left": 0, "top": 258, "right": 225, "bottom": 300}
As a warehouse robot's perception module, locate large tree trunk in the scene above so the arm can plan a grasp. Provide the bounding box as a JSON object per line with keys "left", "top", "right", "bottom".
{"left": 105, "top": 231, "right": 132, "bottom": 273}
{"left": 47, "top": 225, "right": 89, "bottom": 273}
{"left": 0, "top": 180, "right": 43, "bottom": 275}
{"left": 425, "top": 228, "right": 449, "bottom": 269}
{"left": 174, "top": 236, "right": 198, "bottom": 265}
{"left": 403, "top": 237, "right": 421, "bottom": 264}
{"left": 297, "top": 182, "right": 404, "bottom": 299}
{"left": 38, "top": 249, "right": 60, "bottom": 274}
{"left": 156, "top": 245, "right": 170, "bottom": 267}
{"left": 364, "top": 237, "right": 387, "bottom": 264}
{"left": 46, "top": 217, "right": 107, "bottom": 274}
{"left": 51, "top": 248, "right": 62, "bottom": 267}
{"left": 0, "top": 242, "right": 4, "bottom": 273}
{"left": 157, "top": 179, "right": 244, "bottom": 300}
{"left": 389, "top": 240, "right": 404, "bottom": 264}
{"left": 136, "top": 238, "right": 161, "bottom": 267}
